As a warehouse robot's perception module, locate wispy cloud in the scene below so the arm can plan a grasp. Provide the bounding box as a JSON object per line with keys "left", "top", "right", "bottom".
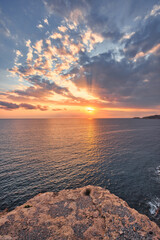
{"left": 145, "top": 4, "right": 160, "bottom": 20}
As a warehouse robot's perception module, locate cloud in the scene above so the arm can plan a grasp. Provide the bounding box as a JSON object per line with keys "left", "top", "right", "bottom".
{"left": 120, "top": 32, "right": 135, "bottom": 41}
{"left": 50, "top": 32, "right": 63, "bottom": 39}
{"left": 43, "top": 0, "right": 122, "bottom": 41}
{"left": 145, "top": 4, "right": 160, "bottom": 20}
{"left": 134, "top": 16, "right": 141, "bottom": 21}
{"left": 0, "top": 101, "right": 48, "bottom": 111}
{"left": 71, "top": 50, "right": 160, "bottom": 108}
{"left": 14, "top": 50, "right": 23, "bottom": 65}
{"left": 13, "top": 78, "right": 69, "bottom": 99}
{"left": 16, "top": 50, "right": 23, "bottom": 57}
{"left": 37, "top": 24, "right": 44, "bottom": 29}
{"left": 52, "top": 108, "right": 67, "bottom": 111}
{"left": 0, "top": 101, "right": 19, "bottom": 110}
{"left": 33, "top": 40, "right": 43, "bottom": 53}
{"left": 43, "top": 0, "right": 86, "bottom": 17}
{"left": 58, "top": 25, "right": 67, "bottom": 32}
{"left": 133, "top": 43, "right": 160, "bottom": 60}
{"left": 26, "top": 40, "right": 33, "bottom": 62}
{"left": 19, "top": 103, "right": 37, "bottom": 109}
{"left": 44, "top": 18, "right": 49, "bottom": 25}
{"left": 0, "top": 10, "right": 11, "bottom": 38}
{"left": 1, "top": 0, "right": 159, "bottom": 114}
{"left": 0, "top": 92, "right": 7, "bottom": 96}
{"left": 124, "top": 14, "right": 160, "bottom": 59}
{"left": 82, "top": 29, "right": 104, "bottom": 51}
{"left": 36, "top": 105, "right": 48, "bottom": 111}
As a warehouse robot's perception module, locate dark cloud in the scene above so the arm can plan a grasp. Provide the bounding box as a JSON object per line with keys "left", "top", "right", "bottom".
{"left": 19, "top": 103, "right": 37, "bottom": 109}
{"left": 10, "top": 71, "right": 70, "bottom": 99}
{"left": 43, "top": 0, "right": 123, "bottom": 41}
{"left": 73, "top": 51, "right": 160, "bottom": 108}
{"left": 28, "top": 75, "right": 69, "bottom": 94}
{"left": 78, "top": 50, "right": 90, "bottom": 65}
{"left": 0, "top": 101, "right": 48, "bottom": 111}
{"left": 0, "top": 101, "right": 19, "bottom": 110}
{"left": 14, "top": 87, "right": 48, "bottom": 98}
{"left": 124, "top": 15, "right": 160, "bottom": 58}
{"left": 44, "top": 0, "right": 160, "bottom": 44}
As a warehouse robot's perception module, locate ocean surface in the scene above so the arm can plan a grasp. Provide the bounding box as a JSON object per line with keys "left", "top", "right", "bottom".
{"left": 0, "top": 119, "right": 160, "bottom": 225}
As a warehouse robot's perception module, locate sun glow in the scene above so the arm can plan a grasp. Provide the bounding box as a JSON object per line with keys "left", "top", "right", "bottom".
{"left": 86, "top": 107, "right": 95, "bottom": 113}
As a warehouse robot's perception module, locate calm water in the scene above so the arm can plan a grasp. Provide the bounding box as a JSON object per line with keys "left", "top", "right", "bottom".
{"left": 0, "top": 119, "right": 160, "bottom": 225}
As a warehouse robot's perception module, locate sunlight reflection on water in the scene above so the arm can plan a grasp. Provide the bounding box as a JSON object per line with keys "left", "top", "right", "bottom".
{"left": 0, "top": 118, "right": 160, "bottom": 225}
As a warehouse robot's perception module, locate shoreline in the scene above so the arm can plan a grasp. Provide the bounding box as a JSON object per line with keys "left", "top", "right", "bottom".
{"left": 0, "top": 185, "right": 160, "bottom": 239}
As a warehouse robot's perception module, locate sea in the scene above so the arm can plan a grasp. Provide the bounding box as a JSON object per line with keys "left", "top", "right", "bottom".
{"left": 0, "top": 119, "right": 160, "bottom": 225}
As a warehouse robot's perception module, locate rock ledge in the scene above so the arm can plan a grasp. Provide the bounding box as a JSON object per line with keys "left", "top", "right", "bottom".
{"left": 0, "top": 185, "right": 160, "bottom": 239}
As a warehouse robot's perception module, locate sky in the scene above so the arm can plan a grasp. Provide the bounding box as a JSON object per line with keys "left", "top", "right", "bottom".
{"left": 0, "top": 0, "right": 160, "bottom": 118}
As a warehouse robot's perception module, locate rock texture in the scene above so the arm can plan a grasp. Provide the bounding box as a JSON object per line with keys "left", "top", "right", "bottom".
{"left": 0, "top": 185, "right": 160, "bottom": 240}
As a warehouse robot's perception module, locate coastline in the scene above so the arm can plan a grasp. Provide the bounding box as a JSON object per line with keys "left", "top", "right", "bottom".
{"left": 0, "top": 185, "right": 160, "bottom": 239}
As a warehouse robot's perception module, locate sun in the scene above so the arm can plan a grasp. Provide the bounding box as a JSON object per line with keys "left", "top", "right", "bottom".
{"left": 86, "top": 107, "right": 95, "bottom": 113}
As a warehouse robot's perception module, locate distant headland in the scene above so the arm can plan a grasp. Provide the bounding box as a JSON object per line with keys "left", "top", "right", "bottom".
{"left": 133, "top": 115, "right": 160, "bottom": 119}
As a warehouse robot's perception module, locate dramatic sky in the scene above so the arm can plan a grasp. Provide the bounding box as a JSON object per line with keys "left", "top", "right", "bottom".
{"left": 0, "top": 0, "right": 160, "bottom": 118}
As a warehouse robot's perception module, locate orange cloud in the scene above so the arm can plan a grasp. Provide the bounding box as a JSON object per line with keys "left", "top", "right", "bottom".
{"left": 26, "top": 40, "right": 33, "bottom": 62}
{"left": 58, "top": 25, "right": 67, "bottom": 32}
{"left": 34, "top": 40, "right": 43, "bottom": 53}
{"left": 133, "top": 43, "right": 160, "bottom": 60}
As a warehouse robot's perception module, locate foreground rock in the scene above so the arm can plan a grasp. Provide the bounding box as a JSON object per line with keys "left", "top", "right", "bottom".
{"left": 0, "top": 186, "right": 160, "bottom": 240}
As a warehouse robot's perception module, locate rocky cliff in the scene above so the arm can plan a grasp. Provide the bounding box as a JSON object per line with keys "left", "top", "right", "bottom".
{"left": 0, "top": 185, "right": 160, "bottom": 239}
{"left": 142, "top": 115, "right": 160, "bottom": 119}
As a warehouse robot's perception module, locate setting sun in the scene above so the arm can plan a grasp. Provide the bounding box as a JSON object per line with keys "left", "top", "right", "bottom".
{"left": 86, "top": 107, "right": 95, "bottom": 113}
{"left": 0, "top": 1, "right": 160, "bottom": 238}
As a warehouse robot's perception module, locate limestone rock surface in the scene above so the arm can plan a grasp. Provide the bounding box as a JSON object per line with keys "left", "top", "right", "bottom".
{"left": 0, "top": 185, "right": 160, "bottom": 239}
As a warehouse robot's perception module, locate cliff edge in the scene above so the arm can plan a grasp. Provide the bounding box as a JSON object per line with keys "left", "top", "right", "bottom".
{"left": 0, "top": 185, "right": 160, "bottom": 239}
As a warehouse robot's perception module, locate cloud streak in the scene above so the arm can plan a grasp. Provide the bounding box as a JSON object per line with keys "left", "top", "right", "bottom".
{"left": 0, "top": 101, "right": 48, "bottom": 111}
